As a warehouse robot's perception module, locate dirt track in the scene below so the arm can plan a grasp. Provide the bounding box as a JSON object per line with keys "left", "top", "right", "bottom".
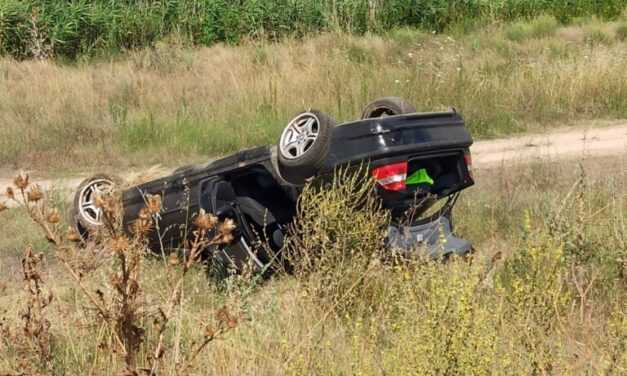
{"left": 1, "top": 123, "right": 626, "bottom": 206}
{"left": 472, "top": 123, "right": 627, "bottom": 166}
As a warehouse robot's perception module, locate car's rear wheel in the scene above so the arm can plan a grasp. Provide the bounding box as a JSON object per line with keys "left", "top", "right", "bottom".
{"left": 361, "top": 97, "right": 417, "bottom": 119}
{"left": 277, "top": 110, "right": 336, "bottom": 184}
{"left": 70, "top": 174, "right": 121, "bottom": 237}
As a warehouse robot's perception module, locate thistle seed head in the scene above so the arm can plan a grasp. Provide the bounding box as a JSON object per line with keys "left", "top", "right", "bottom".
{"left": 66, "top": 226, "right": 81, "bottom": 242}
{"left": 146, "top": 194, "right": 162, "bottom": 215}
{"left": 216, "top": 306, "right": 238, "bottom": 328}
{"left": 14, "top": 172, "right": 29, "bottom": 190}
{"left": 227, "top": 317, "right": 238, "bottom": 329}
{"left": 168, "top": 253, "right": 179, "bottom": 266}
{"left": 109, "top": 236, "right": 130, "bottom": 254}
{"left": 137, "top": 207, "right": 151, "bottom": 221}
{"left": 94, "top": 194, "right": 117, "bottom": 216}
{"left": 221, "top": 233, "right": 234, "bottom": 244}
{"left": 46, "top": 208, "right": 60, "bottom": 224}
{"left": 216, "top": 307, "right": 229, "bottom": 323}
{"left": 27, "top": 185, "right": 44, "bottom": 202}
{"left": 218, "top": 218, "right": 236, "bottom": 237}
{"left": 132, "top": 213, "right": 153, "bottom": 236}
{"left": 195, "top": 209, "right": 218, "bottom": 231}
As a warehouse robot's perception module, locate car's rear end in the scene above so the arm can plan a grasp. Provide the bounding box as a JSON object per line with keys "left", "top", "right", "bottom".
{"left": 325, "top": 109, "right": 474, "bottom": 257}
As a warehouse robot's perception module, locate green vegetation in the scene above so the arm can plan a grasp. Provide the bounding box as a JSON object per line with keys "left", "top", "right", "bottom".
{"left": 0, "top": 157, "right": 625, "bottom": 374}
{"left": 1, "top": 0, "right": 626, "bottom": 59}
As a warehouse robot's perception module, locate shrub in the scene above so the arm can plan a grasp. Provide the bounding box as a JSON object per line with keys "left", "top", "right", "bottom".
{"left": 0, "top": 247, "right": 54, "bottom": 374}
{"left": 495, "top": 213, "right": 571, "bottom": 373}
{"left": 287, "top": 167, "right": 389, "bottom": 317}
{"left": 382, "top": 258, "right": 499, "bottom": 375}
{"left": 1, "top": 158, "right": 625, "bottom": 373}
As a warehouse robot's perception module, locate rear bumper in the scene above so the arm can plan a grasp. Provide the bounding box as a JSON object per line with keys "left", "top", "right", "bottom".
{"left": 387, "top": 216, "right": 472, "bottom": 257}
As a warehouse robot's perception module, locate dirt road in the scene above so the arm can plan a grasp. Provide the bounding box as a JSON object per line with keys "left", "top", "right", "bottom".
{"left": 1, "top": 123, "right": 626, "bottom": 206}
{"left": 472, "top": 123, "right": 627, "bottom": 167}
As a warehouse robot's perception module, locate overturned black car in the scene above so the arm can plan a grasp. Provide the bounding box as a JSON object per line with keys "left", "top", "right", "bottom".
{"left": 72, "top": 97, "right": 474, "bottom": 271}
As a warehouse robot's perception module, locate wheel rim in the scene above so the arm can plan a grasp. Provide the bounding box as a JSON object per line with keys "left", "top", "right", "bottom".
{"left": 279, "top": 112, "right": 320, "bottom": 160}
{"left": 77, "top": 178, "right": 115, "bottom": 227}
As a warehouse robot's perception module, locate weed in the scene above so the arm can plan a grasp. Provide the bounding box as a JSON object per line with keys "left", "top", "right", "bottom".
{"left": 0, "top": 173, "right": 238, "bottom": 374}
{"left": 287, "top": 167, "right": 389, "bottom": 317}
{"left": 495, "top": 215, "right": 570, "bottom": 373}
{"left": 0, "top": 247, "right": 54, "bottom": 374}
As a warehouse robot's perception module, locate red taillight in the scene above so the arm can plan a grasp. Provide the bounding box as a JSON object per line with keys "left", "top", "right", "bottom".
{"left": 464, "top": 152, "right": 473, "bottom": 179}
{"left": 372, "top": 161, "right": 408, "bottom": 191}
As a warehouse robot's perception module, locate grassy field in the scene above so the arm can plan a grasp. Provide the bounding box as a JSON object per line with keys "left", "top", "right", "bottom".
{"left": 0, "top": 156, "right": 625, "bottom": 374}
{"left": 1, "top": 15, "right": 627, "bottom": 172}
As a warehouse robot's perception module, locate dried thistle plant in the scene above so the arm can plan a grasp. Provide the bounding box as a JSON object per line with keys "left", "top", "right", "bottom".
{"left": 149, "top": 209, "right": 238, "bottom": 375}
{"left": 1, "top": 173, "right": 238, "bottom": 375}
{"left": 0, "top": 247, "right": 54, "bottom": 374}
{"left": 177, "top": 305, "right": 239, "bottom": 375}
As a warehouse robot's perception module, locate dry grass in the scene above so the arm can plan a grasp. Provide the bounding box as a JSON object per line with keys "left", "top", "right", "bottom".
{"left": 0, "top": 155, "right": 625, "bottom": 375}
{"left": 1, "top": 16, "right": 627, "bottom": 172}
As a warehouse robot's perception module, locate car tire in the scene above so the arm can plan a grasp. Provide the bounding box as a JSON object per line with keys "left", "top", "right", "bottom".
{"left": 277, "top": 110, "right": 336, "bottom": 184}
{"left": 70, "top": 174, "right": 122, "bottom": 237}
{"left": 361, "top": 97, "right": 417, "bottom": 119}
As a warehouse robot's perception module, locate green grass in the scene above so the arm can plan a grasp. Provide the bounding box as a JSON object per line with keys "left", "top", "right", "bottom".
{"left": 1, "top": 0, "right": 626, "bottom": 60}
{"left": 117, "top": 111, "right": 284, "bottom": 158}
